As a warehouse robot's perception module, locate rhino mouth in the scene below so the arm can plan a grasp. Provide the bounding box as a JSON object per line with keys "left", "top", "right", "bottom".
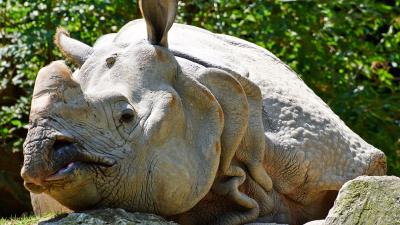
{"left": 45, "top": 139, "right": 102, "bottom": 181}
{"left": 23, "top": 136, "right": 116, "bottom": 193}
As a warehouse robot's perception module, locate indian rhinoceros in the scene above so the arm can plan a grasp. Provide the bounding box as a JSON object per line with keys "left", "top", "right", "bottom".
{"left": 20, "top": 1, "right": 386, "bottom": 225}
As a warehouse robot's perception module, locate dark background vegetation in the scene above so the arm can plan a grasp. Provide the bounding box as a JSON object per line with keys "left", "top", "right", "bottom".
{"left": 1, "top": 0, "right": 399, "bottom": 218}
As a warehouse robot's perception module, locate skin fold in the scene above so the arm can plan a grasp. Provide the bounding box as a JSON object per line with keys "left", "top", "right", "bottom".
{"left": 21, "top": 0, "right": 386, "bottom": 224}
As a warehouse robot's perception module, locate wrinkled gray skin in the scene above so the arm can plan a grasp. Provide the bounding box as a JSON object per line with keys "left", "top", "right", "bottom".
{"left": 21, "top": 1, "right": 386, "bottom": 225}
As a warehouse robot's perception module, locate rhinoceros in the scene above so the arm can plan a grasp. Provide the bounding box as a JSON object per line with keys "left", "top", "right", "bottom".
{"left": 21, "top": 1, "right": 386, "bottom": 225}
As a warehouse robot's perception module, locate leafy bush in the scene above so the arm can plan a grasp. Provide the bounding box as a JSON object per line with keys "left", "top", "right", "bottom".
{"left": 1, "top": 0, "right": 399, "bottom": 175}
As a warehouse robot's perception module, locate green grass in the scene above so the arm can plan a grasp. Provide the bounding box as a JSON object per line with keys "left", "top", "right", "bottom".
{"left": 0, "top": 214, "right": 54, "bottom": 225}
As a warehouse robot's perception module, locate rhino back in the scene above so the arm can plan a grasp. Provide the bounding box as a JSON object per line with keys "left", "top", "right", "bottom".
{"left": 113, "top": 19, "right": 386, "bottom": 199}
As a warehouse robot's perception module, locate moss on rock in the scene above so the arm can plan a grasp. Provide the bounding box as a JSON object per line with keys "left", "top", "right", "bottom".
{"left": 325, "top": 176, "right": 400, "bottom": 225}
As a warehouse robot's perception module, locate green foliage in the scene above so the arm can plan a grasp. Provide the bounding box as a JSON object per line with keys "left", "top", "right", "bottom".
{"left": 1, "top": 0, "right": 399, "bottom": 174}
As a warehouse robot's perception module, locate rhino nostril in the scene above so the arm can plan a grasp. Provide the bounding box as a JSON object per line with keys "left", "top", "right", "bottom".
{"left": 53, "top": 139, "right": 74, "bottom": 152}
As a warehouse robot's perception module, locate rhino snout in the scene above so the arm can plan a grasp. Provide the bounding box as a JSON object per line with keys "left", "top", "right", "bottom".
{"left": 22, "top": 122, "right": 78, "bottom": 184}
{"left": 21, "top": 124, "right": 117, "bottom": 195}
{"left": 21, "top": 134, "right": 74, "bottom": 192}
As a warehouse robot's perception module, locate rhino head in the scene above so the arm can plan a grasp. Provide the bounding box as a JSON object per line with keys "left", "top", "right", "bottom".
{"left": 21, "top": 0, "right": 225, "bottom": 215}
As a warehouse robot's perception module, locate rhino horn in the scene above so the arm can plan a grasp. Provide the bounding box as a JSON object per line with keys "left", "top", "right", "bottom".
{"left": 30, "top": 61, "right": 81, "bottom": 116}
{"left": 54, "top": 27, "right": 94, "bottom": 67}
{"left": 139, "top": 0, "right": 178, "bottom": 47}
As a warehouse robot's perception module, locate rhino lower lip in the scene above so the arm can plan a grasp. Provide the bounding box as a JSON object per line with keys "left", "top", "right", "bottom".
{"left": 45, "top": 159, "right": 114, "bottom": 181}
{"left": 45, "top": 161, "right": 80, "bottom": 181}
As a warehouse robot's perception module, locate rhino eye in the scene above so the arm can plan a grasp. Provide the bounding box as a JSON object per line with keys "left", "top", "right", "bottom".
{"left": 120, "top": 109, "right": 134, "bottom": 123}
{"left": 114, "top": 102, "right": 137, "bottom": 137}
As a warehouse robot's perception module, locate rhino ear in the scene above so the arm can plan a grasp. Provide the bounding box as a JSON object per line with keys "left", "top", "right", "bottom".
{"left": 139, "top": 0, "right": 178, "bottom": 47}
{"left": 54, "top": 27, "right": 94, "bottom": 67}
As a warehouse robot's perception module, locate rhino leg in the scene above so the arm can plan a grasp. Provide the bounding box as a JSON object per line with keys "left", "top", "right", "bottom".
{"left": 261, "top": 95, "right": 386, "bottom": 224}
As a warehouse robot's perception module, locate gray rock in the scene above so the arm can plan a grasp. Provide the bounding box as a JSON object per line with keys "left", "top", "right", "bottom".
{"left": 324, "top": 176, "right": 400, "bottom": 225}
{"left": 39, "top": 208, "right": 179, "bottom": 225}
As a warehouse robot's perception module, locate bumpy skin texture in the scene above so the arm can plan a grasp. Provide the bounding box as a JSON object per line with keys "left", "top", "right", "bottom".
{"left": 21, "top": 1, "right": 386, "bottom": 225}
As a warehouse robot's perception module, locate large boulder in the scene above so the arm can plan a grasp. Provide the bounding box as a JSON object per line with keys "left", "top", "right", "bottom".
{"left": 40, "top": 208, "right": 179, "bottom": 225}
{"left": 324, "top": 176, "right": 400, "bottom": 225}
